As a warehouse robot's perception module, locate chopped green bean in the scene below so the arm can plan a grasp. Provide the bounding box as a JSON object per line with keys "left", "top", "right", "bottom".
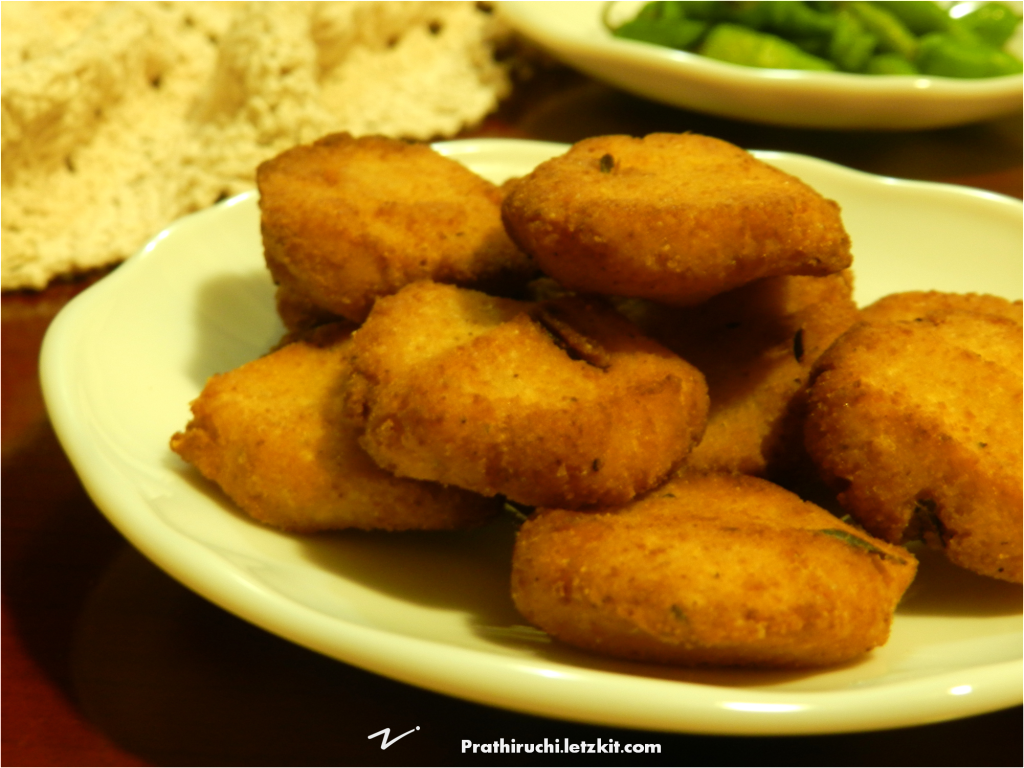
{"left": 614, "top": 15, "right": 709, "bottom": 49}
{"left": 917, "top": 32, "right": 1024, "bottom": 77}
{"left": 844, "top": 2, "right": 919, "bottom": 59}
{"left": 763, "top": 1, "right": 838, "bottom": 38}
{"left": 633, "top": 1, "right": 685, "bottom": 22}
{"left": 604, "top": 0, "right": 1022, "bottom": 78}
{"left": 607, "top": 0, "right": 709, "bottom": 49}
{"left": 793, "top": 35, "right": 830, "bottom": 58}
{"left": 720, "top": 1, "right": 774, "bottom": 29}
{"left": 865, "top": 52, "right": 920, "bottom": 75}
{"left": 698, "top": 23, "right": 836, "bottom": 70}
{"left": 677, "top": 1, "right": 727, "bottom": 21}
{"left": 958, "top": 2, "right": 1024, "bottom": 47}
{"left": 830, "top": 10, "right": 880, "bottom": 72}
{"left": 872, "top": 1, "right": 961, "bottom": 36}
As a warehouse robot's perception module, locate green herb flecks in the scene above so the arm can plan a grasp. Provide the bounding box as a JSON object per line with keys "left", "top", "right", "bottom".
{"left": 816, "top": 528, "right": 908, "bottom": 564}
{"left": 503, "top": 498, "right": 535, "bottom": 525}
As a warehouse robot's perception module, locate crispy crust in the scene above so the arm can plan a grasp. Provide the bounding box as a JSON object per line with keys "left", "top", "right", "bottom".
{"left": 170, "top": 323, "right": 498, "bottom": 532}
{"left": 512, "top": 473, "right": 917, "bottom": 668}
{"left": 501, "top": 133, "right": 852, "bottom": 306}
{"left": 258, "top": 133, "right": 535, "bottom": 323}
{"left": 616, "top": 272, "right": 859, "bottom": 477}
{"left": 274, "top": 283, "right": 349, "bottom": 335}
{"left": 859, "top": 290, "right": 1023, "bottom": 326}
{"left": 345, "top": 281, "right": 709, "bottom": 509}
{"left": 805, "top": 305, "right": 1023, "bottom": 583}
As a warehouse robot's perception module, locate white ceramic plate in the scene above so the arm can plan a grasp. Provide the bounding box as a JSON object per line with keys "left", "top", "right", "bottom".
{"left": 497, "top": 1, "right": 1024, "bottom": 130}
{"left": 41, "top": 139, "right": 1022, "bottom": 736}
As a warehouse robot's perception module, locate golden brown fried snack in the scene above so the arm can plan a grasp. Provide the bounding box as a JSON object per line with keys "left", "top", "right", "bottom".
{"left": 258, "top": 133, "right": 535, "bottom": 323}
{"left": 512, "top": 473, "right": 917, "bottom": 668}
{"left": 170, "top": 323, "right": 499, "bottom": 532}
{"left": 859, "top": 290, "right": 1023, "bottom": 326}
{"left": 616, "top": 272, "right": 859, "bottom": 477}
{"left": 805, "top": 309, "right": 1023, "bottom": 583}
{"left": 345, "top": 281, "right": 709, "bottom": 509}
{"left": 502, "top": 133, "right": 852, "bottom": 306}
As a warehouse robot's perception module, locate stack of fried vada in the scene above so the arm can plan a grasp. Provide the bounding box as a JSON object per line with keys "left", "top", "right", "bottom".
{"left": 171, "top": 130, "right": 1020, "bottom": 670}
{"left": 614, "top": 271, "right": 859, "bottom": 478}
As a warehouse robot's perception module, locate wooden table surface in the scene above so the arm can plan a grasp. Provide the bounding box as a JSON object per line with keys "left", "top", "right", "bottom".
{"left": 3, "top": 68, "right": 1022, "bottom": 767}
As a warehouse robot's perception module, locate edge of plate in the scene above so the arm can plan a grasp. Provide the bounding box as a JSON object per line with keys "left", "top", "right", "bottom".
{"left": 496, "top": 1, "right": 1024, "bottom": 129}
{"left": 38, "top": 139, "right": 1024, "bottom": 735}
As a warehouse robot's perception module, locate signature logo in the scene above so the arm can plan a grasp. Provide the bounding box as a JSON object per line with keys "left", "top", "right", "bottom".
{"left": 368, "top": 726, "right": 420, "bottom": 750}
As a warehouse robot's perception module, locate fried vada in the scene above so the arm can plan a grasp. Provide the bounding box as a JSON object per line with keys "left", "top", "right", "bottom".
{"left": 258, "top": 133, "right": 535, "bottom": 323}
{"left": 858, "top": 290, "right": 1022, "bottom": 326}
{"left": 345, "top": 281, "right": 709, "bottom": 509}
{"left": 170, "top": 323, "right": 499, "bottom": 532}
{"left": 616, "top": 272, "right": 859, "bottom": 477}
{"left": 805, "top": 307, "right": 1023, "bottom": 583}
{"left": 511, "top": 472, "right": 917, "bottom": 668}
{"left": 501, "top": 133, "right": 852, "bottom": 306}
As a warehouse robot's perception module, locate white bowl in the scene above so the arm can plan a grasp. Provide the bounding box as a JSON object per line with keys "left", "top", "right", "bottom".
{"left": 41, "top": 139, "right": 1023, "bottom": 735}
{"left": 498, "top": 1, "right": 1024, "bottom": 129}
